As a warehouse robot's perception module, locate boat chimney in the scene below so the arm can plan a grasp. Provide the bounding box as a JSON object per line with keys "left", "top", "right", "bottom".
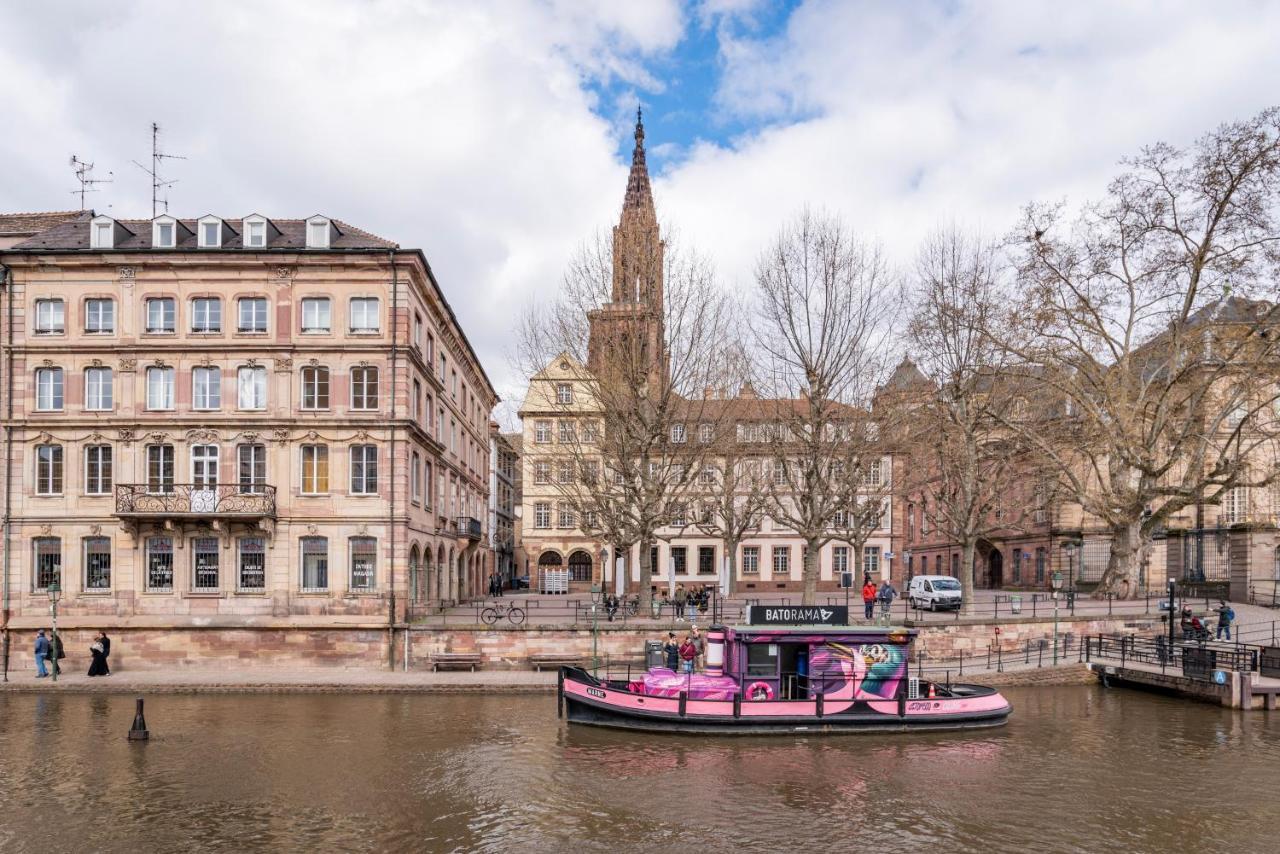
{"left": 706, "top": 629, "right": 726, "bottom": 676}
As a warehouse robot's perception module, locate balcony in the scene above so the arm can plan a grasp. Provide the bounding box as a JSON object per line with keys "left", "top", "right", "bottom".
{"left": 115, "top": 484, "right": 277, "bottom": 522}
{"left": 456, "top": 516, "right": 483, "bottom": 540}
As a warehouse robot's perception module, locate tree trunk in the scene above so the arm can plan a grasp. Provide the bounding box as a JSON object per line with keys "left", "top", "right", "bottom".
{"left": 802, "top": 538, "right": 820, "bottom": 605}
{"left": 638, "top": 538, "right": 654, "bottom": 610}
{"left": 1097, "top": 520, "right": 1144, "bottom": 600}
{"left": 960, "top": 539, "right": 977, "bottom": 616}
{"left": 724, "top": 540, "right": 737, "bottom": 597}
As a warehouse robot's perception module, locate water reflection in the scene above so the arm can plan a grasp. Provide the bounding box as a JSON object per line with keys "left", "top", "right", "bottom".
{"left": 0, "top": 687, "right": 1277, "bottom": 853}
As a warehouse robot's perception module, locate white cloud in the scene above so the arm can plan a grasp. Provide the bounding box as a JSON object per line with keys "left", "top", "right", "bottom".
{"left": 2, "top": 0, "right": 1278, "bottom": 415}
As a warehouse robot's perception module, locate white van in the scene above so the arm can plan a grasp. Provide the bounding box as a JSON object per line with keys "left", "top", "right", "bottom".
{"left": 908, "top": 575, "right": 963, "bottom": 611}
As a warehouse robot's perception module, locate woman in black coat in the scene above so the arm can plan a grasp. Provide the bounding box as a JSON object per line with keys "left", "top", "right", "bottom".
{"left": 87, "top": 631, "right": 111, "bottom": 676}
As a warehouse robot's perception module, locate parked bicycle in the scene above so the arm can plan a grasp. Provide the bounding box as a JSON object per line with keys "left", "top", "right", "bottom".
{"left": 623, "top": 595, "right": 640, "bottom": 617}
{"left": 481, "top": 601, "right": 527, "bottom": 626}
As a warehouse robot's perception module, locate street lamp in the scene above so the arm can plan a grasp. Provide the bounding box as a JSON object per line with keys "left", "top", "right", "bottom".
{"left": 591, "top": 549, "right": 607, "bottom": 676}
{"left": 47, "top": 581, "right": 62, "bottom": 683}
{"left": 1050, "top": 570, "right": 1063, "bottom": 665}
{"left": 1061, "top": 540, "right": 1079, "bottom": 607}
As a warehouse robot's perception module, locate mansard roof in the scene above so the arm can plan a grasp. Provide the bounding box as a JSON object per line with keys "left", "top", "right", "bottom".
{"left": 10, "top": 212, "right": 397, "bottom": 251}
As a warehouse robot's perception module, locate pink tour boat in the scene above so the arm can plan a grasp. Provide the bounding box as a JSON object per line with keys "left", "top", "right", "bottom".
{"left": 559, "top": 621, "right": 1012, "bottom": 735}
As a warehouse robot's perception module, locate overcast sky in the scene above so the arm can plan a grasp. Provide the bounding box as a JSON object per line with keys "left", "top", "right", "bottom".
{"left": 3, "top": 1, "right": 1278, "bottom": 421}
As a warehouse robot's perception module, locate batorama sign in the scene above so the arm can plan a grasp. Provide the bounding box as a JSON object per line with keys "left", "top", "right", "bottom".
{"left": 747, "top": 605, "right": 849, "bottom": 626}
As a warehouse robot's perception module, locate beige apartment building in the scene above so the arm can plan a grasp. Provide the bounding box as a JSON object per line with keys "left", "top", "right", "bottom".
{"left": 0, "top": 210, "right": 496, "bottom": 671}
{"left": 518, "top": 116, "right": 901, "bottom": 596}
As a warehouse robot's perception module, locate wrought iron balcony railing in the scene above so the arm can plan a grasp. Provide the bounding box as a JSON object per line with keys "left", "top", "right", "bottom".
{"left": 115, "top": 484, "right": 277, "bottom": 518}
{"left": 457, "top": 516, "right": 483, "bottom": 540}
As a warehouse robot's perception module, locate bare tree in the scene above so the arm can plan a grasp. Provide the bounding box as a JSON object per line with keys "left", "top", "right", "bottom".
{"left": 901, "top": 227, "right": 1045, "bottom": 613}
{"left": 1004, "top": 107, "right": 1280, "bottom": 598}
{"left": 681, "top": 441, "right": 769, "bottom": 595}
{"left": 516, "top": 229, "right": 735, "bottom": 610}
{"left": 752, "top": 209, "right": 900, "bottom": 605}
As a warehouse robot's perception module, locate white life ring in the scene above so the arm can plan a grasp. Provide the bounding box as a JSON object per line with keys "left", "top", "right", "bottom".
{"left": 745, "top": 681, "right": 774, "bottom": 701}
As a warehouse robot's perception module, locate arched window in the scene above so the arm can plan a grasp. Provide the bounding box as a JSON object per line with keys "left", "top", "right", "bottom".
{"left": 568, "top": 550, "right": 593, "bottom": 583}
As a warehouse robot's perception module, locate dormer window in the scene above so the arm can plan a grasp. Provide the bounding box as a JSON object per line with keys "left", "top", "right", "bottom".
{"left": 198, "top": 216, "right": 225, "bottom": 248}
{"left": 305, "top": 215, "right": 335, "bottom": 249}
{"left": 90, "top": 215, "right": 116, "bottom": 249}
{"left": 242, "top": 215, "right": 273, "bottom": 249}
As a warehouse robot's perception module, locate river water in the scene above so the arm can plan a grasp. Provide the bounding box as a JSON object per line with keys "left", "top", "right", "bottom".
{"left": 0, "top": 686, "right": 1276, "bottom": 853}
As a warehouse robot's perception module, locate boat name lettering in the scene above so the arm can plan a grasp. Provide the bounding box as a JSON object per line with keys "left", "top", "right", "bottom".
{"left": 748, "top": 605, "right": 849, "bottom": 626}
{"left": 907, "top": 701, "right": 942, "bottom": 711}
{"left": 587, "top": 687, "right": 607, "bottom": 699}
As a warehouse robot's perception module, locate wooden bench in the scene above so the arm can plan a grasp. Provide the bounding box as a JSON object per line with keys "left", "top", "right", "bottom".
{"left": 431, "top": 652, "right": 482, "bottom": 672}
{"left": 529, "top": 653, "right": 585, "bottom": 672}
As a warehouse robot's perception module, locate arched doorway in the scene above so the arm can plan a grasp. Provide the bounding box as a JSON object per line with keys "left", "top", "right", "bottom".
{"left": 409, "top": 545, "right": 423, "bottom": 604}
{"left": 538, "top": 550, "right": 563, "bottom": 592}
{"left": 437, "top": 545, "right": 447, "bottom": 604}
{"left": 568, "top": 550, "right": 593, "bottom": 584}
{"left": 987, "top": 548, "right": 1004, "bottom": 588}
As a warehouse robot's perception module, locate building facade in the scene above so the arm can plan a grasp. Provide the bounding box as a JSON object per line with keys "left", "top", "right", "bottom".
{"left": 489, "top": 423, "right": 517, "bottom": 587}
{"left": 518, "top": 116, "right": 902, "bottom": 596}
{"left": 0, "top": 210, "right": 496, "bottom": 669}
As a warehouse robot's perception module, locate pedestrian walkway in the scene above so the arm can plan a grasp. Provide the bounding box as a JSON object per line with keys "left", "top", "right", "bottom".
{"left": 0, "top": 667, "right": 558, "bottom": 694}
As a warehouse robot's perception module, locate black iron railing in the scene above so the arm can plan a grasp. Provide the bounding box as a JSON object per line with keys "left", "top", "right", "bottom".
{"left": 456, "top": 516, "right": 482, "bottom": 540}
{"left": 115, "top": 484, "right": 276, "bottom": 517}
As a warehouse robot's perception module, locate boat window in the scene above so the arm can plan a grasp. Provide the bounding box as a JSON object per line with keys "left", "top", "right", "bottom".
{"left": 746, "top": 644, "right": 778, "bottom": 677}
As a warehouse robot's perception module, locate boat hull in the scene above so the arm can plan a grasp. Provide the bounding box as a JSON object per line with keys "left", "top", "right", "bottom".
{"left": 560, "top": 668, "right": 1011, "bottom": 736}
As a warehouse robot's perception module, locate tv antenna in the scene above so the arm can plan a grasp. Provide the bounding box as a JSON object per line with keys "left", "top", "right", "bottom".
{"left": 69, "top": 155, "right": 113, "bottom": 211}
{"left": 132, "top": 122, "right": 186, "bottom": 218}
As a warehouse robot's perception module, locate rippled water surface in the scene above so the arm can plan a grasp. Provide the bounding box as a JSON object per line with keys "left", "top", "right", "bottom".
{"left": 1, "top": 686, "right": 1277, "bottom": 853}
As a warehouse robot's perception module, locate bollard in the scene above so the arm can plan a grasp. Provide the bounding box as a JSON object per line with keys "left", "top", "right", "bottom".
{"left": 128, "top": 697, "right": 150, "bottom": 741}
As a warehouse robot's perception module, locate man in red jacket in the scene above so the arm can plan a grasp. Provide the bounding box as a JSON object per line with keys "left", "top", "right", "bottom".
{"left": 861, "top": 578, "right": 877, "bottom": 620}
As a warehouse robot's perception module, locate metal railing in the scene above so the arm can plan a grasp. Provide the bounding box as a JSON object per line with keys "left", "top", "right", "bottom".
{"left": 456, "top": 516, "right": 482, "bottom": 540}
{"left": 1083, "top": 632, "right": 1260, "bottom": 677}
{"left": 115, "top": 483, "right": 276, "bottom": 517}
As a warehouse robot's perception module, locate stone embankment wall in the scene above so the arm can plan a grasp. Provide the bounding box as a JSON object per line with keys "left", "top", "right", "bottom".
{"left": 6, "top": 614, "right": 1157, "bottom": 674}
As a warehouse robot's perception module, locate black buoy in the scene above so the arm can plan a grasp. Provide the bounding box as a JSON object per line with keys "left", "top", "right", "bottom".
{"left": 128, "top": 697, "right": 150, "bottom": 741}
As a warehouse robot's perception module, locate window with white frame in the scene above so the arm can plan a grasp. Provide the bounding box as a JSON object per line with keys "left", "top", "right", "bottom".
{"left": 424, "top": 462, "right": 433, "bottom": 508}
{"left": 191, "top": 297, "right": 222, "bottom": 332}
{"left": 301, "top": 445, "right": 329, "bottom": 494}
{"left": 863, "top": 545, "right": 881, "bottom": 578}
{"left": 301, "top": 297, "right": 331, "bottom": 333}
{"left": 557, "top": 503, "right": 576, "bottom": 528}
{"left": 146, "top": 536, "right": 174, "bottom": 591}
{"left": 154, "top": 220, "right": 176, "bottom": 248}
{"left": 84, "top": 537, "right": 111, "bottom": 590}
{"left": 772, "top": 546, "right": 790, "bottom": 576}
{"left": 557, "top": 460, "right": 573, "bottom": 484}
{"left": 84, "top": 445, "right": 112, "bottom": 495}
{"left": 833, "top": 545, "right": 849, "bottom": 575}
{"left": 193, "top": 537, "right": 220, "bottom": 590}
{"left": 742, "top": 546, "right": 760, "bottom": 575}
{"left": 84, "top": 298, "right": 114, "bottom": 333}
{"left": 147, "top": 444, "right": 175, "bottom": 493}
{"left": 558, "top": 421, "right": 576, "bottom": 443}
{"left": 832, "top": 508, "right": 849, "bottom": 527}
{"left": 193, "top": 366, "right": 221, "bottom": 410}
{"left": 351, "top": 366, "right": 379, "bottom": 410}
{"left": 350, "top": 537, "right": 376, "bottom": 590}
{"left": 35, "top": 367, "right": 63, "bottom": 411}
{"left": 862, "top": 459, "right": 883, "bottom": 487}
{"left": 246, "top": 219, "right": 267, "bottom": 248}
{"left": 200, "top": 220, "right": 221, "bottom": 248}
{"left": 413, "top": 313, "right": 423, "bottom": 351}
{"left": 35, "top": 445, "right": 63, "bottom": 495}
{"left": 91, "top": 219, "right": 113, "bottom": 249}
{"left": 301, "top": 366, "right": 330, "bottom": 409}
{"left": 33, "top": 537, "right": 61, "bottom": 590}
{"left": 84, "top": 366, "right": 113, "bottom": 410}
{"left": 349, "top": 297, "right": 380, "bottom": 332}
{"left": 237, "top": 444, "right": 266, "bottom": 493}
{"left": 350, "top": 444, "right": 378, "bottom": 494}
{"left": 237, "top": 537, "right": 266, "bottom": 590}
{"left": 670, "top": 424, "right": 687, "bottom": 444}
{"left": 698, "top": 423, "right": 713, "bottom": 443}
{"left": 772, "top": 460, "right": 787, "bottom": 486}
{"left": 300, "top": 536, "right": 328, "bottom": 590}
{"left": 34, "top": 298, "right": 64, "bottom": 334}
{"left": 1222, "top": 485, "right": 1248, "bottom": 524}
{"left": 146, "top": 365, "right": 175, "bottom": 410}
{"left": 237, "top": 366, "right": 267, "bottom": 410}
{"left": 307, "top": 220, "right": 330, "bottom": 249}
{"left": 555, "top": 383, "right": 573, "bottom": 404}
{"left": 238, "top": 297, "right": 268, "bottom": 333}
{"left": 534, "top": 502, "right": 551, "bottom": 528}
{"left": 146, "top": 297, "right": 176, "bottom": 333}
{"left": 533, "top": 461, "right": 550, "bottom": 484}
{"left": 411, "top": 452, "right": 422, "bottom": 501}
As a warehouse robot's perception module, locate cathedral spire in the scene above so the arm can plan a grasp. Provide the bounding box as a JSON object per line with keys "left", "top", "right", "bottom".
{"left": 621, "top": 105, "right": 655, "bottom": 224}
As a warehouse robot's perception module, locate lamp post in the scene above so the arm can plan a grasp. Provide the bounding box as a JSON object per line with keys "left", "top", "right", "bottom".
{"left": 1061, "top": 540, "right": 1079, "bottom": 609}
{"left": 591, "top": 550, "right": 606, "bottom": 676}
{"left": 47, "top": 581, "right": 62, "bottom": 683}
{"left": 1050, "top": 570, "right": 1063, "bottom": 665}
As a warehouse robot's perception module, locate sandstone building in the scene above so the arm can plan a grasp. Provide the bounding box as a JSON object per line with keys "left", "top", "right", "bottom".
{"left": 0, "top": 211, "right": 496, "bottom": 670}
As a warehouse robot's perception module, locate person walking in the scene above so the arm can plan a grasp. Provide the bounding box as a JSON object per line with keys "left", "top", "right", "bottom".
{"left": 663, "top": 632, "right": 680, "bottom": 670}
{"left": 861, "top": 579, "right": 878, "bottom": 621}
{"left": 88, "top": 631, "right": 111, "bottom": 677}
{"left": 674, "top": 586, "right": 687, "bottom": 622}
{"left": 34, "top": 630, "right": 49, "bottom": 678}
{"left": 877, "top": 579, "right": 897, "bottom": 622}
{"left": 49, "top": 630, "right": 65, "bottom": 676}
{"left": 1215, "top": 600, "right": 1235, "bottom": 641}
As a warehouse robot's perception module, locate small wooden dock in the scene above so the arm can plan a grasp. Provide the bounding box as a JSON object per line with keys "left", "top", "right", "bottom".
{"left": 1085, "top": 635, "right": 1280, "bottom": 710}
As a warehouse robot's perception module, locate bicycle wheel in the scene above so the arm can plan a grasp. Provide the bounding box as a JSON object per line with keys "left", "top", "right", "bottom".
{"left": 481, "top": 607, "right": 499, "bottom": 625}
{"left": 508, "top": 607, "right": 527, "bottom": 626}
